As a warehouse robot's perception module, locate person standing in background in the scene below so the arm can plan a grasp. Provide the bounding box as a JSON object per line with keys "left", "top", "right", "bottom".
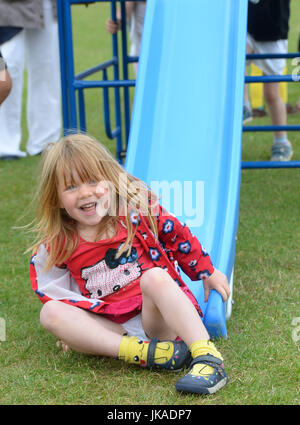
{"left": 0, "top": 0, "right": 61, "bottom": 160}
{"left": 106, "top": 1, "right": 146, "bottom": 76}
{"left": 244, "top": 0, "right": 292, "bottom": 162}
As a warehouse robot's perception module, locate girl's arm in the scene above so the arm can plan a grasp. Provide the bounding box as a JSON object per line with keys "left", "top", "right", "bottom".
{"left": 157, "top": 206, "right": 214, "bottom": 279}
{"left": 156, "top": 206, "right": 230, "bottom": 301}
{"left": 30, "top": 244, "right": 104, "bottom": 311}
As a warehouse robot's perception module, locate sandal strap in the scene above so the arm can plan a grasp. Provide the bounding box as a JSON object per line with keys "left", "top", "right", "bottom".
{"left": 190, "top": 354, "right": 226, "bottom": 377}
{"left": 190, "top": 354, "right": 222, "bottom": 367}
{"left": 146, "top": 339, "right": 191, "bottom": 370}
{"left": 146, "top": 338, "right": 160, "bottom": 368}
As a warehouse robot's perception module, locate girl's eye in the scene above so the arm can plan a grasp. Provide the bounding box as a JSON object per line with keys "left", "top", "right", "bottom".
{"left": 66, "top": 184, "right": 77, "bottom": 191}
{"left": 89, "top": 180, "right": 97, "bottom": 185}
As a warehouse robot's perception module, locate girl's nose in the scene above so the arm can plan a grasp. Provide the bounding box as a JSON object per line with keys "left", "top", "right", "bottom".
{"left": 79, "top": 184, "right": 93, "bottom": 198}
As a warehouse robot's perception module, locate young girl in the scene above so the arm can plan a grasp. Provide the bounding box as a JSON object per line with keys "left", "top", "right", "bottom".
{"left": 29, "top": 133, "right": 230, "bottom": 395}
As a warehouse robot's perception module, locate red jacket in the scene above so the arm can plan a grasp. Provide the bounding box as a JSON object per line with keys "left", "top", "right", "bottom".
{"left": 30, "top": 205, "right": 214, "bottom": 322}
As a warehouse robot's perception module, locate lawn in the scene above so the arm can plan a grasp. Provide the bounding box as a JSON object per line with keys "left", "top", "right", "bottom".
{"left": 0, "top": 1, "right": 299, "bottom": 406}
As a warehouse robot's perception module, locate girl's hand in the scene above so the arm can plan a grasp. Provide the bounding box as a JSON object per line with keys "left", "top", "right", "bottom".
{"left": 203, "top": 268, "right": 230, "bottom": 302}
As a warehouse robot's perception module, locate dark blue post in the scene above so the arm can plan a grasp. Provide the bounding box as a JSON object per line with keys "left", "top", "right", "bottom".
{"left": 120, "top": 0, "right": 131, "bottom": 146}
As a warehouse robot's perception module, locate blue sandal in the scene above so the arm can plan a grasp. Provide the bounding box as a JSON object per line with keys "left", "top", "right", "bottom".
{"left": 175, "top": 354, "right": 228, "bottom": 394}
{"left": 146, "top": 338, "right": 191, "bottom": 371}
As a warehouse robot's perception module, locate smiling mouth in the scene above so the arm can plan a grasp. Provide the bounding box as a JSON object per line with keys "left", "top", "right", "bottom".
{"left": 79, "top": 202, "right": 97, "bottom": 211}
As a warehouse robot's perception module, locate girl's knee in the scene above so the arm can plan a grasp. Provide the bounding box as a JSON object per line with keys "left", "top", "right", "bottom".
{"left": 140, "top": 267, "right": 169, "bottom": 294}
{"left": 40, "top": 300, "right": 63, "bottom": 331}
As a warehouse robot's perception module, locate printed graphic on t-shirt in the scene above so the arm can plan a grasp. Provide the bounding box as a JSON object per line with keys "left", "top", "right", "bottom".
{"left": 81, "top": 246, "right": 142, "bottom": 299}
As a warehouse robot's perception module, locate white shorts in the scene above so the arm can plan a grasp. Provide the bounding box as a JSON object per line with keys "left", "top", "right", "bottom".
{"left": 246, "top": 33, "right": 288, "bottom": 76}
{"left": 121, "top": 313, "right": 149, "bottom": 341}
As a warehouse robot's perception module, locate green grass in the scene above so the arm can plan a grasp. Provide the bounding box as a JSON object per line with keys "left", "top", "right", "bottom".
{"left": 0, "top": 1, "right": 300, "bottom": 406}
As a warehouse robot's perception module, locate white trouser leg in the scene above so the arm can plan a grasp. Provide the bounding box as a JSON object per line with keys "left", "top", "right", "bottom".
{"left": 26, "top": 0, "right": 61, "bottom": 155}
{"left": 0, "top": 31, "right": 27, "bottom": 157}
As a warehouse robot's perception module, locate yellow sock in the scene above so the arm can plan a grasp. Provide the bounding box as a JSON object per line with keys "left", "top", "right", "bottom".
{"left": 189, "top": 340, "right": 223, "bottom": 377}
{"left": 190, "top": 339, "right": 223, "bottom": 360}
{"left": 118, "top": 336, "right": 174, "bottom": 367}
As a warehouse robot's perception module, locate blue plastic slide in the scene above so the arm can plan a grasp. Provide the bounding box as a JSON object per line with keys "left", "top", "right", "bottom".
{"left": 126, "top": 0, "right": 248, "bottom": 338}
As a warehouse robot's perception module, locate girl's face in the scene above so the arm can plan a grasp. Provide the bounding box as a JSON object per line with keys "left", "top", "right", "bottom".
{"left": 57, "top": 169, "right": 111, "bottom": 238}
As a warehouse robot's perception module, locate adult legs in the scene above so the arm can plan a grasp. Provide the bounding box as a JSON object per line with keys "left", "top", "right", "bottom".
{"left": 0, "top": 31, "right": 26, "bottom": 158}
{"left": 26, "top": 0, "right": 61, "bottom": 155}
{"left": 263, "top": 81, "right": 287, "bottom": 138}
{"left": 264, "top": 80, "right": 293, "bottom": 160}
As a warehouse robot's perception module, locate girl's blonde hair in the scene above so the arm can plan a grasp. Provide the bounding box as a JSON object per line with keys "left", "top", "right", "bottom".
{"left": 30, "top": 133, "right": 158, "bottom": 270}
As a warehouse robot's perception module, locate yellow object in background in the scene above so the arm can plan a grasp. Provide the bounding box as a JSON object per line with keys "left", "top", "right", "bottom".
{"left": 250, "top": 64, "right": 287, "bottom": 109}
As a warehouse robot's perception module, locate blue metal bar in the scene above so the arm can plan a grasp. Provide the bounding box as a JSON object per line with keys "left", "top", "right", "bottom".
{"left": 244, "top": 49, "right": 300, "bottom": 169}
{"left": 245, "top": 75, "right": 300, "bottom": 83}
{"left": 247, "top": 53, "right": 300, "bottom": 59}
{"left": 102, "top": 69, "right": 121, "bottom": 139}
{"left": 127, "top": 55, "right": 139, "bottom": 63}
{"left": 243, "top": 125, "right": 300, "bottom": 132}
{"left": 120, "top": 1, "right": 131, "bottom": 145}
{"left": 57, "top": 0, "right": 142, "bottom": 161}
{"left": 61, "top": 0, "right": 78, "bottom": 131}
{"left": 75, "top": 59, "right": 117, "bottom": 80}
{"left": 73, "top": 79, "right": 136, "bottom": 88}
{"left": 242, "top": 161, "right": 300, "bottom": 169}
{"left": 78, "top": 89, "right": 86, "bottom": 132}
{"left": 57, "top": 0, "right": 70, "bottom": 132}
{"left": 110, "top": 1, "right": 123, "bottom": 162}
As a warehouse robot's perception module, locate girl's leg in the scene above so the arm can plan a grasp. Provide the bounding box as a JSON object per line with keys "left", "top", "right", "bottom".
{"left": 40, "top": 300, "right": 124, "bottom": 357}
{"left": 140, "top": 267, "right": 209, "bottom": 346}
{"left": 41, "top": 299, "right": 190, "bottom": 371}
{"left": 140, "top": 268, "right": 228, "bottom": 395}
